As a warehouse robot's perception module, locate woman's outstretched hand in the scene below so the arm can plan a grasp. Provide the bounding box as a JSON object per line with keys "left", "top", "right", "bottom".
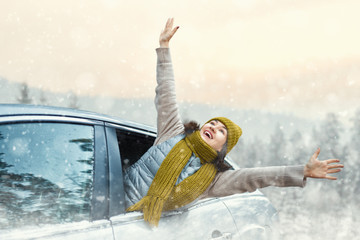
{"left": 159, "top": 18, "right": 179, "bottom": 48}
{"left": 304, "top": 148, "right": 344, "bottom": 180}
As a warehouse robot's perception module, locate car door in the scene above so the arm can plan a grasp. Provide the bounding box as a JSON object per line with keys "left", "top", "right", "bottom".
{"left": 0, "top": 116, "right": 114, "bottom": 240}
{"left": 110, "top": 199, "right": 237, "bottom": 240}
{"left": 105, "top": 124, "right": 238, "bottom": 240}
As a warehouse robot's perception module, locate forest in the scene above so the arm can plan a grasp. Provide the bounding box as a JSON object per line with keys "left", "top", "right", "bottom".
{"left": 229, "top": 110, "right": 359, "bottom": 239}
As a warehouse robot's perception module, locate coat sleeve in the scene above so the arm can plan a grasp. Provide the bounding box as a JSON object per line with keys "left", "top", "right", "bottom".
{"left": 153, "top": 48, "right": 184, "bottom": 145}
{"left": 200, "top": 165, "right": 306, "bottom": 199}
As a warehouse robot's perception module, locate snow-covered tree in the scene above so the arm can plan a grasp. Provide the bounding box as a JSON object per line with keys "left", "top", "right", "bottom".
{"left": 268, "top": 123, "right": 287, "bottom": 165}
{"left": 349, "top": 108, "right": 360, "bottom": 161}
{"left": 314, "top": 113, "right": 343, "bottom": 159}
{"left": 244, "top": 136, "right": 267, "bottom": 167}
{"left": 287, "top": 130, "right": 309, "bottom": 165}
{"left": 68, "top": 91, "right": 80, "bottom": 109}
{"left": 313, "top": 113, "right": 344, "bottom": 199}
{"left": 17, "top": 83, "right": 32, "bottom": 104}
{"left": 346, "top": 108, "right": 360, "bottom": 203}
{"left": 39, "top": 90, "right": 47, "bottom": 105}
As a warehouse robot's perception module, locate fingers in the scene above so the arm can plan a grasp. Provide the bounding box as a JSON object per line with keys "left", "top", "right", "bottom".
{"left": 327, "top": 163, "right": 344, "bottom": 169}
{"left": 325, "top": 175, "right": 338, "bottom": 180}
{"left": 167, "top": 18, "right": 179, "bottom": 35}
{"left": 327, "top": 168, "right": 342, "bottom": 174}
{"left": 326, "top": 160, "right": 343, "bottom": 180}
{"left": 165, "top": 18, "right": 177, "bottom": 32}
{"left": 165, "top": 18, "right": 173, "bottom": 30}
{"left": 325, "top": 159, "right": 341, "bottom": 164}
{"left": 311, "top": 148, "right": 321, "bottom": 161}
{"left": 325, "top": 160, "right": 344, "bottom": 172}
{"left": 170, "top": 26, "right": 179, "bottom": 38}
{"left": 162, "top": 18, "right": 179, "bottom": 36}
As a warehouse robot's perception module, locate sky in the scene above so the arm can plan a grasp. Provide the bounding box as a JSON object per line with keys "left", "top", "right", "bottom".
{"left": 0, "top": 0, "right": 359, "bottom": 121}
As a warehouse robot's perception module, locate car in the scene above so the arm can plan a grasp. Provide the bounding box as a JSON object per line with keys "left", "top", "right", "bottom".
{"left": 0, "top": 104, "right": 279, "bottom": 240}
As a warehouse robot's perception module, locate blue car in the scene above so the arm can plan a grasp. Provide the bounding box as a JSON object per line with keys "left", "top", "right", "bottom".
{"left": 0, "top": 104, "right": 279, "bottom": 240}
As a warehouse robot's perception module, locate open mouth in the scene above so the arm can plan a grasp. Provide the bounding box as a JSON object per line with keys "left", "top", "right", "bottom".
{"left": 204, "top": 130, "right": 213, "bottom": 139}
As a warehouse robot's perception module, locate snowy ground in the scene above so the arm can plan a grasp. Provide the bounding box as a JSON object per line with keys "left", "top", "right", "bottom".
{"left": 261, "top": 183, "right": 359, "bottom": 240}
{"left": 278, "top": 210, "right": 359, "bottom": 240}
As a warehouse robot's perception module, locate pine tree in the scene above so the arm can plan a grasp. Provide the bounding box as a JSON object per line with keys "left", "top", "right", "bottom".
{"left": 68, "top": 91, "right": 80, "bottom": 109}
{"left": 245, "top": 136, "right": 267, "bottom": 167}
{"left": 39, "top": 90, "right": 47, "bottom": 105}
{"left": 350, "top": 108, "right": 360, "bottom": 161}
{"left": 288, "top": 130, "right": 308, "bottom": 165}
{"left": 316, "top": 113, "right": 343, "bottom": 159}
{"left": 17, "top": 83, "right": 32, "bottom": 104}
{"left": 314, "top": 112, "right": 344, "bottom": 201}
{"left": 347, "top": 109, "right": 360, "bottom": 203}
{"left": 229, "top": 137, "right": 246, "bottom": 167}
{"left": 268, "top": 123, "right": 287, "bottom": 165}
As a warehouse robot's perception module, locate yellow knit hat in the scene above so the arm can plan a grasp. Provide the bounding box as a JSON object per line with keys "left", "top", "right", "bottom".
{"left": 206, "top": 117, "right": 242, "bottom": 154}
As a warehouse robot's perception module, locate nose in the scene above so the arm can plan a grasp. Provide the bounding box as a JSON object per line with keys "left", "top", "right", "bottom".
{"left": 210, "top": 125, "right": 218, "bottom": 133}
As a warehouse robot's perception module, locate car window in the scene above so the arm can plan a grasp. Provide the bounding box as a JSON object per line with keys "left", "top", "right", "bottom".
{"left": 116, "top": 129, "right": 155, "bottom": 170}
{"left": 0, "top": 122, "right": 94, "bottom": 230}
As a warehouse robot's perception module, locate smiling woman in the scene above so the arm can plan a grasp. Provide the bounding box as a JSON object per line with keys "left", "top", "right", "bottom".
{"left": 122, "top": 18, "right": 344, "bottom": 227}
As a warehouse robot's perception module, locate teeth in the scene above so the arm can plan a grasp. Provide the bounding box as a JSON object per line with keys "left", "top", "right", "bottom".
{"left": 205, "top": 131, "right": 212, "bottom": 139}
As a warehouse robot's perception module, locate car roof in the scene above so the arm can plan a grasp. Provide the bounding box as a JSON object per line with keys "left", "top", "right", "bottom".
{"left": 0, "top": 104, "right": 156, "bottom": 133}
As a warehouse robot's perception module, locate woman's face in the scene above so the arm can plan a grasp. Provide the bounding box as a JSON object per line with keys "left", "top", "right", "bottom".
{"left": 200, "top": 120, "right": 227, "bottom": 152}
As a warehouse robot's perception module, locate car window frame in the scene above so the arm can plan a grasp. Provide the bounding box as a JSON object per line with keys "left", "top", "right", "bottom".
{"left": 104, "top": 122, "right": 156, "bottom": 217}
{"left": 105, "top": 126, "right": 125, "bottom": 217}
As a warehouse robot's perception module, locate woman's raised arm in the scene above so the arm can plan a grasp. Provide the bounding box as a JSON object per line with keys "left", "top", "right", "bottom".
{"left": 153, "top": 18, "right": 184, "bottom": 145}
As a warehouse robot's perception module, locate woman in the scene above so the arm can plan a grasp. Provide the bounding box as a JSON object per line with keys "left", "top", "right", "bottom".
{"left": 124, "top": 18, "right": 343, "bottom": 227}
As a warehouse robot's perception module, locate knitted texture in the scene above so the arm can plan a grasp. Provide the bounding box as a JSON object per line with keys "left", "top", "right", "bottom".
{"left": 126, "top": 131, "right": 217, "bottom": 226}
{"left": 207, "top": 117, "right": 242, "bottom": 154}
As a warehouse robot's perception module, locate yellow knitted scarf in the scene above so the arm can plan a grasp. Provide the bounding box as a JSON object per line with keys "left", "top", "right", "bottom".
{"left": 126, "top": 131, "right": 217, "bottom": 226}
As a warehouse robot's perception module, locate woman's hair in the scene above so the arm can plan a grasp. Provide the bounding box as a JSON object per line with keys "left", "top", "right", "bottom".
{"left": 183, "top": 120, "right": 200, "bottom": 135}
{"left": 184, "top": 120, "right": 231, "bottom": 172}
{"left": 213, "top": 141, "right": 231, "bottom": 172}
